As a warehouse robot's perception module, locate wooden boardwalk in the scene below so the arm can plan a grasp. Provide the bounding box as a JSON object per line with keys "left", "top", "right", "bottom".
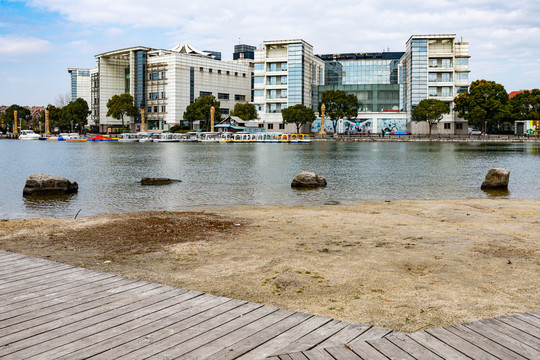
{"left": 1, "top": 251, "right": 539, "bottom": 359}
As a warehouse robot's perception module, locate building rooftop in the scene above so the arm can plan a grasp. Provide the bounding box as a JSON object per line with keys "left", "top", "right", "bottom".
{"left": 317, "top": 52, "right": 405, "bottom": 61}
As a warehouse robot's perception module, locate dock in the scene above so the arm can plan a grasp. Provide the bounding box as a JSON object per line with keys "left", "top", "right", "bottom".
{"left": 1, "top": 251, "right": 539, "bottom": 359}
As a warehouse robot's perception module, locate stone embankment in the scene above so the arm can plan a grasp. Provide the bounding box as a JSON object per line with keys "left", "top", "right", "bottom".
{"left": 313, "top": 135, "right": 540, "bottom": 142}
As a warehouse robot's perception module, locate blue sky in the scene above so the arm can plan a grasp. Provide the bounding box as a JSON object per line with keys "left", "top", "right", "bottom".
{"left": 1, "top": 0, "right": 539, "bottom": 106}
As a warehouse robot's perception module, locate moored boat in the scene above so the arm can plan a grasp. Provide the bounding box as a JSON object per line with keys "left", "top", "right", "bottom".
{"left": 18, "top": 130, "right": 40, "bottom": 140}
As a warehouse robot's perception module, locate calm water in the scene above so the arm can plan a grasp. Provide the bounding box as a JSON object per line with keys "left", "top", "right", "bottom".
{"left": 1, "top": 140, "right": 539, "bottom": 218}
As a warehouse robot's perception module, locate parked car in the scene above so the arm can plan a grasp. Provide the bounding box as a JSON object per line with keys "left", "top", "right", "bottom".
{"left": 468, "top": 127, "right": 481, "bottom": 135}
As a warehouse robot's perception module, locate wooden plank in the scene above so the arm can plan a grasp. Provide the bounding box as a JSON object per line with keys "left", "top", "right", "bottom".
{"left": 31, "top": 293, "right": 227, "bottom": 359}
{"left": 385, "top": 332, "right": 444, "bottom": 360}
{"left": 407, "top": 331, "right": 471, "bottom": 360}
{"left": 325, "top": 345, "right": 364, "bottom": 359}
{"left": 165, "top": 306, "right": 278, "bottom": 360}
{"left": 315, "top": 323, "right": 372, "bottom": 349}
{"left": 1, "top": 282, "right": 169, "bottom": 336}
{"left": 103, "top": 298, "right": 251, "bottom": 359}
{"left": 514, "top": 313, "right": 540, "bottom": 328}
{"left": 347, "top": 341, "right": 389, "bottom": 359}
{"left": 499, "top": 315, "right": 540, "bottom": 338}
{"left": 0, "top": 276, "right": 139, "bottom": 327}
{"left": 463, "top": 319, "right": 540, "bottom": 358}
{"left": 365, "top": 337, "right": 416, "bottom": 360}
{"left": 1, "top": 289, "right": 202, "bottom": 359}
{"left": 201, "top": 311, "right": 311, "bottom": 360}
{"left": 288, "top": 353, "right": 310, "bottom": 360}
{"left": 0, "top": 271, "right": 114, "bottom": 310}
{"left": 296, "top": 347, "right": 335, "bottom": 360}
{"left": 145, "top": 302, "right": 268, "bottom": 359}
{"left": 230, "top": 314, "right": 332, "bottom": 359}
{"left": 426, "top": 327, "right": 499, "bottom": 360}
{"left": 270, "top": 319, "right": 350, "bottom": 355}
{"left": 0, "top": 260, "right": 53, "bottom": 277}
{"left": 0, "top": 277, "right": 141, "bottom": 322}
{"left": 487, "top": 317, "right": 540, "bottom": 344}
{"left": 0, "top": 263, "right": 71, "bottom": 286}
{"left": 0, "top": 266, "right": 80, "bottom": 294}
{"left": 445, "top": 324, "right": 527, "bottom": 360}
{"left": 347, "top": 326, "right": 393, "bottom": 345}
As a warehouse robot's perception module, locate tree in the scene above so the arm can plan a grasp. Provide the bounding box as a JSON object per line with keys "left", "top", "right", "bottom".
{"left": 282, "top": 104, "right": 316, "bottom": 134}
{"left": 4, "top": 105, "right": 31, "bottom": 132}
{"left": 318, "top": 90, "right": 358, "bottom": 133}
{"left": 106, "top": 93, "right": 138, "bottom": 131}
{"left": 61, "top": 98, "right": 90, "bottom": 132}
{"left": 509, "top": 89, "right": 540, "bottom": 121}
{"left": 453, "top": 79, "right": 510, "bottom": 133}
{"left": 55, "top": 92, "right": 71, "bottom": 108}
{"left": 183, "top": 95, "right": 221, "bottom": 130}
{"left": 40, "top": 104, "right": 63, "bottom": 132}
{"left": 230, "top": 102, "right": 258, "bottom": 120}
{"left": 412, "top": 99, "right": 450, "bottom": 136}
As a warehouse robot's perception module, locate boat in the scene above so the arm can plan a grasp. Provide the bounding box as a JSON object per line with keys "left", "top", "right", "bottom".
{"left": 18, "top": 130, "right": 40, "bottom": 140}
{"left": 118, "top": 133, "right": 139, "bottom": 142}
{"left": 289, "top": 134, "right": 312, "bottom": 143}
{"left": 88, "top": 135, "right": 119, "bottom": 142}
{"left": 218, "top": 132, "right": 233, "bottom": 143}
{"left": 199, "top": 132, "right": 220, "bottom": 143}
{"left": 153, "top": 132, "right": 178, "bottom": 142}
{"left": 177, "top": 132, "right": 199, "bottom": 142}
{"left": 137, "top": 132, "right": 155, "bottom": 142}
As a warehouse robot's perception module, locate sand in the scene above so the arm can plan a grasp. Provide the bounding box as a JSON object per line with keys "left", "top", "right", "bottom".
{"left": 1, "top": 199, "right": 539, "bottom": 332}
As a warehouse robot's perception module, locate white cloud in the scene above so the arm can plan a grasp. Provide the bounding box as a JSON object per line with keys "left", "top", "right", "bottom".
{"left": 0, "top": 35, "right": 51, "bottom": 57}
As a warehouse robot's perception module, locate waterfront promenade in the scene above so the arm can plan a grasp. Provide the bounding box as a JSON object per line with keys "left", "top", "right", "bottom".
{"left": 1, "top": 251, "right": 539, "bottom": 359}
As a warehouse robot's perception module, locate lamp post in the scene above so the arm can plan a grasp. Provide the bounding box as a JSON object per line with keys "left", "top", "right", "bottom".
{"left": 13, "top": 110, "right": 18, "bottom": 135}
{"left": 210, "top": 105, "right": 215, "bottom": 133}
{"left": 319, "top": 103, "right": 326, "bottom": 136}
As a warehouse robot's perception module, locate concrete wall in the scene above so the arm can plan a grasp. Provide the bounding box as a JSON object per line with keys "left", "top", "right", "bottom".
{"left": 410, "top": 120, "right": 468, "bottom": 135}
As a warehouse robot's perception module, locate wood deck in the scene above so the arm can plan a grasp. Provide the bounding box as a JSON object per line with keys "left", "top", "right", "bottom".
{"left": 1, "top": 251, "right": 539, "bottom": 359}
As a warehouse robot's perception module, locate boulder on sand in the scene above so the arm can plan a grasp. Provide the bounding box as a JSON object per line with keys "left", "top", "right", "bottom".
{"left": 23, "top": 173, "right": 78, "bottom": 196}
{"left": 141, "top": 177, "right": 182, "bottom": 185}
{"left": 481, "top": 168, "right": 510, "bottom": 190}
{"left": 291, "top": 172, "right": 327, "bottom": 188}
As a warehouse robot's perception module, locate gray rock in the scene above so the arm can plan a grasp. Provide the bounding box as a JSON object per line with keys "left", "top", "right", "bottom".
{"left": 141, "top": 177, "right": 182, "bottom": 185}
{"left": 23, "top": 173, "right": 78, "bottom": 195}
{"left": 481, "top": 168, "right": 510, "bottom": 189}
{"left": 291, "top": 172, "right": 327, "bottom": 188}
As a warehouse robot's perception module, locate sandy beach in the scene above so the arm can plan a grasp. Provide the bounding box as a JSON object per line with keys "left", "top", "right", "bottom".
{"left": 1, "top": 199, "right": 539, "bottom": 332}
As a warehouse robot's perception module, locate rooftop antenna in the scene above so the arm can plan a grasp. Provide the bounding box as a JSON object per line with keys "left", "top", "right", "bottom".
{"left": 238, "top": 37, "right": 241, "bottom": 45}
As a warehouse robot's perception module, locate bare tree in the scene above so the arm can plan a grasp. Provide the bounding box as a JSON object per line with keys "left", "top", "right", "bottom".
{"left": 55, "top": 92, "right": 71, "bottom": 108}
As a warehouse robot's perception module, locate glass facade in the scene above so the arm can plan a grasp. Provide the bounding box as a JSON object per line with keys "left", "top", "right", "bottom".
{"left": 70, "top": 71, "right": 77, "bottom": 101}
{"left": 288, "top": 43, "right": 304, "bottom": 106}
{"left": 325, "top": 59, "right": 399, "bottom": 85}
{"left": 133, "top": 50, "right": 147, "bottom": 110}
{"left": 410, "top": 39, "right": 428, "bottom": 107}
{"left": 318, "top": 84, "right": 400, "bottom": 112}
{"left": 190, "top": 67, "right": 195, "bottom": 104}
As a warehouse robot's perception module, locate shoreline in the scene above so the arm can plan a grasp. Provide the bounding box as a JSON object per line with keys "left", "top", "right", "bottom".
{"left": 1, "top": 199, "right": 539, "bottom": 332}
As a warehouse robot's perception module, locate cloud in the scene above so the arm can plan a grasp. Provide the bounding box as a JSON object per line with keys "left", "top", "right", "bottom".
{"left": 0, "top": 35, "right": 51, "bottom": 57}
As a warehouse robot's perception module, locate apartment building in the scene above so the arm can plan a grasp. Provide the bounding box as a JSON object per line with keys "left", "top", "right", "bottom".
{"left": 252, "top": 40, "right": 325, "bottom": 132}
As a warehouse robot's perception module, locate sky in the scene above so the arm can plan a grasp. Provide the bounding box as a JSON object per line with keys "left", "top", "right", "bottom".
{"left": 1, "top": 0, "right": 539, "bottom": 106}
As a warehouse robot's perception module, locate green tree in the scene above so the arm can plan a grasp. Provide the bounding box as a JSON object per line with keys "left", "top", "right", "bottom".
{"left": 40, "top": 104, "right": 63, "bottom": 132}
{"left": 61, "top": 98, "right": 90, "bottom": 132}
{"left": 453, "top": 79, "right": 509, "bottom": 133}
{"left": 230, "top": 102, "right": 258, "bottom": 120}
{"left": 106, "top": 93, "right": 138, "bottom": 132}
{"left": 318, "top": 90, "right": 358, "bottom": 133}
{"left": 282, "top": 104, "right": 316, "bottom": 134}
{"left": 412, "top": 99, "right": 450, "bottom": 136}
{"left": 509, "top": 89, "right": 540, "bottom": 121}
{"left": 4, "top": 105, "right": 31, "bottom": 132}
{"left": 183, "top": 95, "right": 221, "bottom": 130}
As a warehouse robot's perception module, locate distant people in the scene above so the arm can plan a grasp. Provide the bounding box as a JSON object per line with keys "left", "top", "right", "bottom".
{"left": 381, "top": 129, "right": 385, "bottom": 138}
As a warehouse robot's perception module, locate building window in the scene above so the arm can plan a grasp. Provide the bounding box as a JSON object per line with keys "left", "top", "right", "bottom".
{"left": 456, "top": 123, "right": 463, "bottom": 130}
{"left": 149, "top": 92, "right": 159, "bottom": 100}
{"left": 254, "top": 63, "right": 264, "bottom": 71}
{"left": 218, "top": 93, "right": 229, "bottom": 100}
{"left": 226, "top": 71, "right": 230, "bottom": 75}
{"left": 200, "top": 91, "right": 212, "bottom": 97}
{"left": 254, "top": 76, "right": 264, "bottom": 84}
{"left": 209, "top": 68, "right": 213, "bottom": 73}
{"left": 147, "top": 106, "right": 152, "bottom": 113}
{"left": 154, "top": 106, "right": 158, "bottom": 113}
{"left": 456, "top": 58, "right": 469, "bottom": 66}
{"left": 161, "top": 71, "right": 166, "bottom": 79}
{"left": 234, "top": 94, "right": 246, "bottom": 101}
{"left": 200, "top": 67, "right": 204, "bottom": 71}
{"left": 243, "top": 73, "right": 246, "bottom": 77}
{"left": 253, "top": 90, "right": 264, "bottom": 97}
{"left": 279, "top": 123, "right": 285, "bottom": 129}
{"left": 161, "top": 91, "right": 166, "bottom": 99}
{"left": 258, "top": 124, "right": 264, "bottom": 128}
{"left": 218, "top": 69, "right": 221, "bottom": 74}
{"left": 267, "top": 123, "right": 274, "bottom": 129}
{"left": 220, "top": 108, "right": 229, "bottom": 115}
{"left": 161, "top": 105, "right": 166, "bottom": 113}
{"left": 444, "top": 123, "right": 451, "bottom": 129}
{"left": 235, "top": 72, "right": 238, "bottom": 76}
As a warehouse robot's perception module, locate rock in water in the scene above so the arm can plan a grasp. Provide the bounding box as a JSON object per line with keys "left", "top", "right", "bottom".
{"left": 141, "top": 177, "right": 182, "bottom": 185}
{"left": 481, "top": 168, "right": 510, "bottom": 189}
{"left": 23, "top": 173, "right": 78, "bottom": 195}
{"left": 291, "top": 172, "right": 327, "bottom": 188}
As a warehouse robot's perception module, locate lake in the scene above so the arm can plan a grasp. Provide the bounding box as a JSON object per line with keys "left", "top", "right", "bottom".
{"left": 1, "top": 140, "right": 539, "bottom": 218}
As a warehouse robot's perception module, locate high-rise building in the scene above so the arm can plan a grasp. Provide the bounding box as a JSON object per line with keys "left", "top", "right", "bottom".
{"left": 400, "top": 34, "right": 470, "bottom": 124}
{"left": 252, "top": 39, "right": 325, "bottom": 131}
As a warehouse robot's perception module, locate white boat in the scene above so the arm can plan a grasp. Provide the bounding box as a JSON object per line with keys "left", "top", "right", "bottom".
{"left": 18, "top": 130, "right": 40, "bottom": 140}
{"left": 199, "top": 132, "right": 220, "bottom": 143}
{"left": 177, "top": 132, "right": 199, "bottom": 142}
{"left": 137, "top": 132, "right": 154, "bottom": 142}
{"left": 118, "top": 133, "right": 139, "bottom": 142}
{"left": 153, "top": 132, "right": 178, "bottom": 142}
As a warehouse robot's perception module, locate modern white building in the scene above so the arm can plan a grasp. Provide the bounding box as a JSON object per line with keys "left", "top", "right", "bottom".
{"left": 77, "top": 45, "right": 252, "bottom": 132}
{"left": 399, "top": 34, "right": 470, "bottom": 134}
{"left": 252, "top": 40, "right": 325, "bottom": 132}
